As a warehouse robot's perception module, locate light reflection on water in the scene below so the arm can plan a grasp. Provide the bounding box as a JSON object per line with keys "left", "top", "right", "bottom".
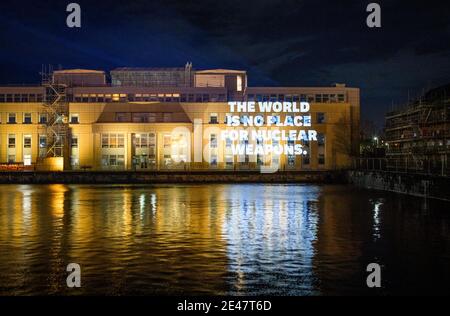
{"left": 223, "top": 185, "right": 320, "bottom": 295}
{"left": 0, "top": 184, "right": 449, "bottom": 295}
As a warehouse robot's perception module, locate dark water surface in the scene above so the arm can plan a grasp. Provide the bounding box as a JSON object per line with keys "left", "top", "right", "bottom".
{"left": 0, "top": 184, "right": 449, "bottom": 295}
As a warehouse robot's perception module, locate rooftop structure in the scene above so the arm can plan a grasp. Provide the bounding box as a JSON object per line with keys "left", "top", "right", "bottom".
{"left": 111, "top": 62, "right": 194, "bottom": 88}
{"left": 52, "top": 69, "right": 106, "bottom": 87}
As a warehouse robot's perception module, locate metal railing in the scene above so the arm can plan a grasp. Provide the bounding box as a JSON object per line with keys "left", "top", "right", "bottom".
{"left": 353, "top": 157, "right": 449, "bottom": 176}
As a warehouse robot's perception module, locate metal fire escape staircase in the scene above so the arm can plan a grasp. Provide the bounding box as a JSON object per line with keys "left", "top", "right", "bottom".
{"left": 39, "top": 69, "right": 70, "bottom": 168}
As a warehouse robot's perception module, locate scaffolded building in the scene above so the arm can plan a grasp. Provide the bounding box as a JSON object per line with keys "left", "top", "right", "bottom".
{"left": 385, "top": 84, "right": 450, "bottom": 174}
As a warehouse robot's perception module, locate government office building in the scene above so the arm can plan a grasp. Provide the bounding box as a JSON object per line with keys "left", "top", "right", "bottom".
{"left": 0, "top": 64, "right": 360, "bottom": 171}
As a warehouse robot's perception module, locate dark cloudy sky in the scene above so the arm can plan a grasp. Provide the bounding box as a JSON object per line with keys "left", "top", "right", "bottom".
{"left": 0, "top": 0, "right": 449, "bottom": 125}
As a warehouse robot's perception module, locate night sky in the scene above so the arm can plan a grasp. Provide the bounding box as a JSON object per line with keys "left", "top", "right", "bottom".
{"left": 0, "top": 0, "right": 449, "bottom": 126}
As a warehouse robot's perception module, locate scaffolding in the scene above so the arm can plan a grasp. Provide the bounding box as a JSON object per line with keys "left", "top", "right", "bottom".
{"left": 384, "top": 84, "right": 450, "bottom": 175}
{"left": 39, "top": 66, "right": 70, "bottom": 168}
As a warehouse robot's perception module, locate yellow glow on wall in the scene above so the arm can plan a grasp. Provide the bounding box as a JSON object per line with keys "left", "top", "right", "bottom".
{"left": 37, "top": 157, "right": 64, "bottom": 171}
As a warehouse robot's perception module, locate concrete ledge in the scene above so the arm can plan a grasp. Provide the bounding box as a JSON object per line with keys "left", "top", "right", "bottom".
{"left": 0, "top": 170, "right": 346, "bottom": 184}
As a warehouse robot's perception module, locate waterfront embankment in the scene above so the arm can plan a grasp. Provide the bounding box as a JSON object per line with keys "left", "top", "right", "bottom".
{"left": 0, "top": 170, "right": 345, "bottom": 184}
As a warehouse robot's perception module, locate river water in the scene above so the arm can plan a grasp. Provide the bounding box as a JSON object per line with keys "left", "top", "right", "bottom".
{"left": 0, "top": 184, "right": 449, "bottom": 295}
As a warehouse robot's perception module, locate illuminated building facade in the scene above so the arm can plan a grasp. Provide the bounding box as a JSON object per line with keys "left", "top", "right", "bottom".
{"left": 0, "top": 65, "right": 360, "bottom": 171}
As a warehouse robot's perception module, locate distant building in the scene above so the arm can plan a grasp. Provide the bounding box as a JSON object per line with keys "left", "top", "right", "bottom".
{"left": 0, "top": 63, "right": 360, "bottom": 171}
{"left": 385, "top": 84, "right": 450, "bottom": 173}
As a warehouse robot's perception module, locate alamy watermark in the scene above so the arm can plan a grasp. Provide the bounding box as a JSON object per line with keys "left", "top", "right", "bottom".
{"left": 366, "top": 263, "right": 381, "bottom": 288}
{"left": 366, "top": 3, "right": 381, "bottom": 28}
{"left": 66, "top": 3, "right": 81, "bottom": 28}
{"left": 65, "top": 3, "right": 382, "bottom": 29}
{"left": 66, "top": 263, "right": 81, "bottom": 288}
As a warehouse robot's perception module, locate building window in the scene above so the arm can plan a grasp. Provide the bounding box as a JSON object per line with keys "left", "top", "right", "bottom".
{"left": 256, "top": 155, "right": 263, "bottom": 166}
{"left": 101, "top": 134, "right": 109, "bottom": 148}
{"left": 226, "top": 137, "right": 232, "bottom": 148}
{"left": 288, "top": 155, "right": 296, "bottom": 166}
{"left": 210, "top": 113, "right": 218, "bottom": 124}
{"left": 71, "top": 157, "right": 79, "bottom": 167}
{"left": 317, "top": 112, "right": 326, "bottom": 124}
{"left": 163, "top": 134, "right": 172, "bottom": 165}
{"left": 302, "top": 140, "right": 310, "bottom": 165}
{"left": 318, "top": 133, "right": 326, "bottom": 146}
{"left": 8, "top": 113, "right": 16, "bottom": 124}
{"left": 23, "top": 135, "right": 32, "bottom": 148}
{"left": 23, "top": 113, "right": 32, "bottom": 124}
{"left": 243, "top": 139, "right": 250, "bottom": 163}
{"left": 318, "top": 154, "right": 325, "bottom": 165}
{"left": 8, "top": 134, "right": 15, "bottom": 148}
{"left": 210, "top": 154, "right": 218, "bottom": 166}
{"left": 39, "top": 113, "right": 48, "bottom": 124}
{"left": 70, "top": 113, "right": 79, "bottom": 124}
{"left": 118, "top": 134, "right": 125, "bottom": 148}
{"left": 302, "top": 155, "right": 310, "bottom": 165}
{"left": 39, "top": 135, "right": 47, "bottom": 158}
{"left": 237, "top": 75, "right": 243, "bottom": 92}
{"left": 116, "top": 112, "right": 128, "bottom": 122}
{"left": 210, "top": 134, "right": 218, "bottom": 148}
{"left": 39, "top": 135, "right": 46, "bottom": 147}
{"left": 225, "top": 155, "right": 233, "bottom": 167}
{"left": 71, "top": 136, "right": 78, "bottom": 148}
{"left": 287, "top": 139, "right": 295, "bottom": 166}
{"left": 118, "top": 155, "right": 125, "bottom": 166}
{"left": 8, "top": 155, "right": 15, "bottom": 163}
{"left": 317, "top": 133, "right": 325, "bottom": 166}
{"left": 71, "top": 135, "right": 79, "bottom": 168}
{"left": 149, "top": 133, "right": 156, "bottom": 159}
{"left": 110, "top": 155, "right": 117, "bottom": 165}
{"left": 101, "top": 154, "right": 125, "bottom": 167}
{"left": 338, "top": 94, "right": 345, "bottom": 102}
{"left": 101, "top": 133, "right": 125, "bottom": 148}
{"left": 134, "top": 133, "right": 151, "bottom": 148}
{"left": 132, "top": 112, "right": 157, "bottom": 123}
